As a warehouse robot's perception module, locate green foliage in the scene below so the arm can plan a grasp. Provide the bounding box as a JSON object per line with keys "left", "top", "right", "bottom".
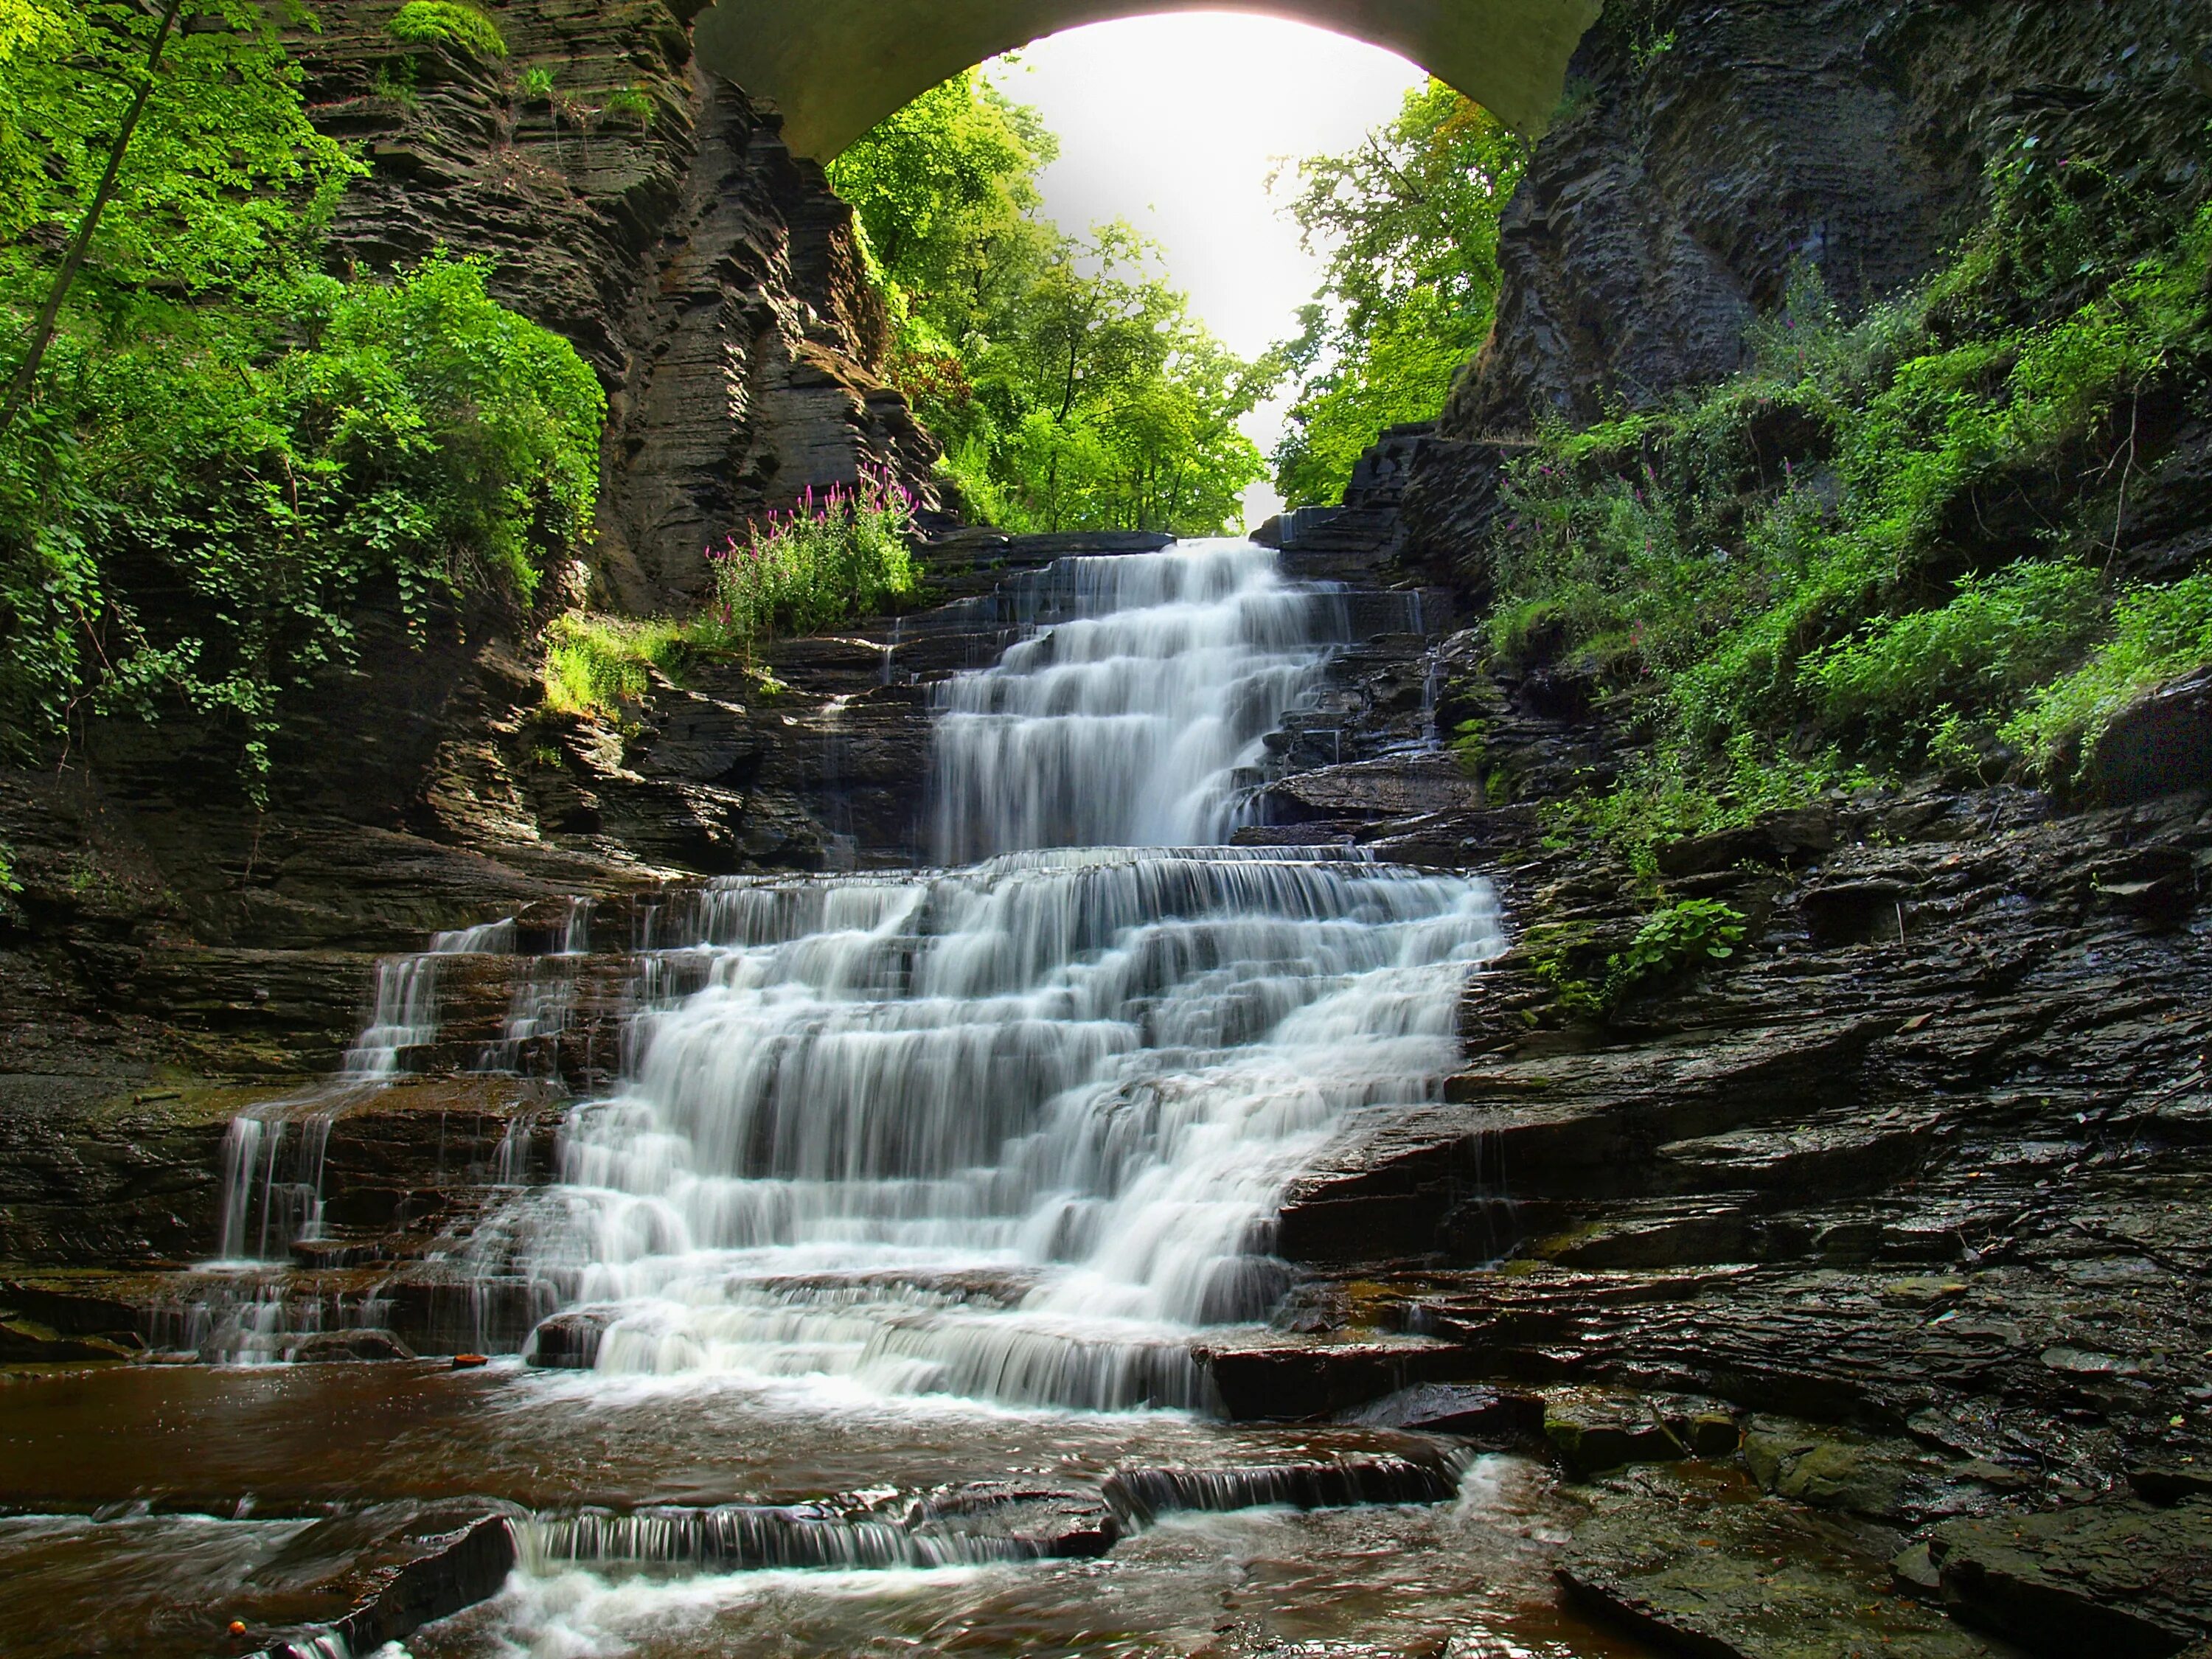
{"left": 1484, "top": 129, "right": 2211, "bottom": 852}
{"left": 704, "top": 470, "right": 919, "bottom": 644}
{"left": 386, "top": 0, "right": 506, "bottom": 61}
{"left": 541, "top": 613, "right": 685, "bottom": 722}
{"left": 542, "top": 472, "right": 923, "bottom": 724}
{"left": 601, "top": 86, "right": 653, "bottom": 127}
{"left": 1, "top": 0, "right": 600, "bottom": 793}
{"left": 830, "top": 73, "right": 1274, "bottom": 535}
{"left": 1271, "top": 82, "right": 1527, "bottom": 506}
{"left": 1801, "top": 560, "right": 2107, "bottom": 746}
{"left": 2, "top": 257, "right": 605, "bottom": 775}
{"left": 1534, "top": 898, "right": 1748, "bottom": 1016}
{"left": 2003, "top": 571, "right": 2212, "bottom": 773}
{"left": 291, "top": 255, "right": 604, "bottom": 605}
{"left": 516, "top": 66, "right": 554, "bottom": 103}
{"left": 1, "top": 0, "right": 357, "bottom": 298}
{"left": 1449, "top": 717, "right": 1486, "bottom": 779}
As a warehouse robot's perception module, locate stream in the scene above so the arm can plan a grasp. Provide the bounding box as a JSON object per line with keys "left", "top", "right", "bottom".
{"left": 0, "top": 542, "right": 1652, "bottom": 1657}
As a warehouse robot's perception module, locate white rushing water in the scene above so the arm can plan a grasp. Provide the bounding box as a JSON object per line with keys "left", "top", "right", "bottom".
{"left": 467, "top": 541, "right": 1503, "bottom": 1411}
{"left": 931, "top": 543, "right": 1343, "bottom": 861}
{"left": 223, "top": 541, "right": 1500, "bottom": 1410}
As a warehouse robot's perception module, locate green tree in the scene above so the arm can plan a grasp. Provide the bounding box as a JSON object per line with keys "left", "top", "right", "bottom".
{"left": 0, "top": 3, "right": 605, "bottom": 785}
{"left": 830, "top": 73, "right": 1275, "bottom": 536}
{"left": 1272, "top": 81, "right": 1528, "bottom": 506}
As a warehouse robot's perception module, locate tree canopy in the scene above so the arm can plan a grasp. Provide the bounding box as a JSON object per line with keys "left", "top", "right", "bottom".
{"left": 1271, "top": 81, "right": 1527, "bottom": 507}
{"left": 830, "top": 72, "right": 1276, "bottom": 537}
{"left": 0, "top": 0, "right": 603, "bottom": 785}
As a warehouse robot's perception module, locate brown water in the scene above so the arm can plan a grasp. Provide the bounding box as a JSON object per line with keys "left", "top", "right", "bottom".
{"left": 0, "top": 1361, "right": 1652, "bottom": 1658}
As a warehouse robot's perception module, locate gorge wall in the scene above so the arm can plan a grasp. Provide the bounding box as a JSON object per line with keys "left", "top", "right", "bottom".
{"left": 1403, "top": 0, "right": 2212, "bottom": 572}
{"left": 296, "top": 0, "right": 942, "bottom": 613}
{"left": 4, "top": 4, "right": 2212, "bottom": 1651}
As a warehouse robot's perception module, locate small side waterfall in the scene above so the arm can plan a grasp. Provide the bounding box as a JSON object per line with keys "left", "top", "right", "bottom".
{"left": 209, "top": 920, "right": 518, "bottom": 1266}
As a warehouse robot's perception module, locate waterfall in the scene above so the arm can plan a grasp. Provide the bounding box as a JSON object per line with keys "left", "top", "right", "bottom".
{"left": 930, "top": 543, "right": 1345, "bottom": 862}
{"left": 462, "top": 540, "right": 1503, "bottom": 1411}
{"left": 208, "top": 920, "right": 518, "bottom": 1267}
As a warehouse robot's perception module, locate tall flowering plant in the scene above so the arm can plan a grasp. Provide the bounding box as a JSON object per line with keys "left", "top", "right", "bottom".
{"left": 702, "top": 467, "right": 919, "bottom": 648}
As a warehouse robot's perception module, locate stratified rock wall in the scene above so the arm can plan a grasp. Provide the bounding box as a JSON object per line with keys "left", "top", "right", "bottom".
{"left": 294, "top": 0, "right": 940, "bottom": 611}
{"left": 1443, "top": 0, "right": 2208, "bottom": 438}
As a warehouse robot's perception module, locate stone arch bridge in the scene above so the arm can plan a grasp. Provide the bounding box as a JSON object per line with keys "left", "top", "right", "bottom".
{"left": 694, "top": 0, "right": 1603, "bottom": 160}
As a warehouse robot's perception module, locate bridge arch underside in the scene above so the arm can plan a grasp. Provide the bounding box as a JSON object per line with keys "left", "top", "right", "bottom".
{"left": 694, "top": 0, "right": 1601, "bottom": 162}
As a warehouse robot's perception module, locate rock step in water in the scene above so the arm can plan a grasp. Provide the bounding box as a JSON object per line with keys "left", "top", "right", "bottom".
{"left": 1101, "top": 1450, "right": 1465, "bottom": 1525}
{"left": 525, "top": 1482, "right": 1122, "bottom": 1572}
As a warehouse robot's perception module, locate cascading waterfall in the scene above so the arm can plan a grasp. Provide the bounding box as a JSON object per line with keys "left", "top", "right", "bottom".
{"left": 208, "top": 919, "right": 518, "bottom": 1267}
{"left": 931, "top": 543, "right": 1345, "bottom": 861}
{"left": 464, "top": 540, "right": 1505, "bottom": 1411}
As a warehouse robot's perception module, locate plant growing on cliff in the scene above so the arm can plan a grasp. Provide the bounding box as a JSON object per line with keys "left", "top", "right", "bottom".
{"left": 541, "top": 614, "right": 686, "bottom": 723}
{"left": 705, "top": 470, "right": 919, "bottom": 645}
{"left": 1534, "top": 897, "right": 1748, "bottom": 1017}
{"left": 386, "top": 0, "right": 506, "bottom": 61}
{"left": 1270, "top": 81, "right": 1528, "bottom": 507}
{"left": 1, "top": 249, "right": 603, "bottom": 779}
{"left": 599, "top": 85, "right": 653, "bottom": 128}
{"left": 1484, "top": 128, "right": 2211, "bottom": 842}
{"left": 2002, "top": 571, "right": 2212, "bottom": 777}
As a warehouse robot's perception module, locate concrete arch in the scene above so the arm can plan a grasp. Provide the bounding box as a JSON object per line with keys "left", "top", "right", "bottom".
{"left": 693, "top": 0, "right": 1601, "bottom": 163}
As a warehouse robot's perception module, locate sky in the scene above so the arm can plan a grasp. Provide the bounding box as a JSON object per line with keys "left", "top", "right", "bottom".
{"left": 983, "top": 14, "right": 1426, "bottom": 526}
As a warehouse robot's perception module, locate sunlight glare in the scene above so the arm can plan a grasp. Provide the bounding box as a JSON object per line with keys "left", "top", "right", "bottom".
{"left": 986, "top": 13, "right": 1427, "bottom": 525}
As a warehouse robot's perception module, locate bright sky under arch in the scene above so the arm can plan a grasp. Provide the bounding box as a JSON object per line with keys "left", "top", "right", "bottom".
{"left": 983, "top": 14, "right": 1427, "bottom": 528}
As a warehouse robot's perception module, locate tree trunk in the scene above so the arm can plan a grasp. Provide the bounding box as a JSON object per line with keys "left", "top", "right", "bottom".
{"left": 0, "top": 0, "right": 185, "bottom": 442}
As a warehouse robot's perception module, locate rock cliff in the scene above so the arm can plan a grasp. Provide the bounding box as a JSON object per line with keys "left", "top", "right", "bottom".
{"left": 1448, "top": 0, "right": 2208, "bottom": 436}
{"left": 4, "top": 4, "right": 2211, "bottom": 1652}
{"left": 296, "top": 0, "right": 942, "bottom": 611}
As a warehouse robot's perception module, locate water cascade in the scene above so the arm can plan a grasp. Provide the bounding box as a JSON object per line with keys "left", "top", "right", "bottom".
{"left": 209, "top": 919, "right": 520, "bottom": 1267}
{"left": 465, "top": 541, "right": 1503, "bottom": 1410}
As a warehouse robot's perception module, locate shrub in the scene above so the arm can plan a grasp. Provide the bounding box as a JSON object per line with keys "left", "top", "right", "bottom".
{"left": 704, "top": 470, "right": 918, "bottom": 644}
{"left": 292, "top": 254, "right": 604, "bottom": 611}
{"left": 1535, "top": 898, "right": 1749, "bottom": 1016}
{"left": 541, "top": 613, "right": 685, "bottom": 722}
{"left": 1481, "top": 129, "right": 2210, "bottom": 854}
{"left": 386, "top": 1, "right": 507, "bottom": 61}
{"left": 515, "top": 65, "right": 554, "bottom": 103}
{"left": 2003, "top": 571, "right": 2212, "bottom": 774}
{"left": 1799, "top": 560, "right": 2107, "bottom": 748}
{"left": 1, "top": 257, "right": 603, "bottom": 781}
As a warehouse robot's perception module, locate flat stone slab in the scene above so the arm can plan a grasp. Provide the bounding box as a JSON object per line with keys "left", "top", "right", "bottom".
{"left": 1932, "top": 1497, "right": 2212, "bottom": 1657}
{"left": 1560, "top": 1467, "right": 2014, "bottom": 1659}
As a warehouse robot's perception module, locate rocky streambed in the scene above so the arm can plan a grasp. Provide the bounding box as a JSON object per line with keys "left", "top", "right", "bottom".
{"left": 1, "top": 521, "right": 2209, "bottom": 1658}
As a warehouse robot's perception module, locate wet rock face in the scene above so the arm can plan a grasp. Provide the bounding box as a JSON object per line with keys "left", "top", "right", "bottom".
{"left": 1560, "top": 1465, "right": 2014, "bottom": 1659}
{"left": 1445, "top": 0, "right": 2208, "bottom": 437}
{"left": 1931, "top": 1498, "right": 2212, "bottom": 1657}
{"left": 246, "top": 1503, "right": 521, "bottom": 1659}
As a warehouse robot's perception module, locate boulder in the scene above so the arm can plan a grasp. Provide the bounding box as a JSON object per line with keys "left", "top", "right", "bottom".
{"left": 1930, "top": 1498, "right": 2212, "bottom": 1657}
{"left": 1340, "top": 1382, "right": 1543, "bottom": 1443}
{"left": 246, "top": 1503, "right": 520, "bottom": 1659}
{"left": 524, "top": 1310, "right": 612, "bottom": 1370}
{"left": 1560, "top": 1467, "right": 2011, "bottom": 1659}
{"left": 291, "top": 1329, "right": 417, "bottom": 1364}
{"left": 2084, "top": 671, "right": 2212, "bottom": 806}
{"left": 1657, "top": 809, "right": 1837, "bottom": 880}
{"left": 1543, "top": 1391, "right": 1687, "bottom": 1476}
